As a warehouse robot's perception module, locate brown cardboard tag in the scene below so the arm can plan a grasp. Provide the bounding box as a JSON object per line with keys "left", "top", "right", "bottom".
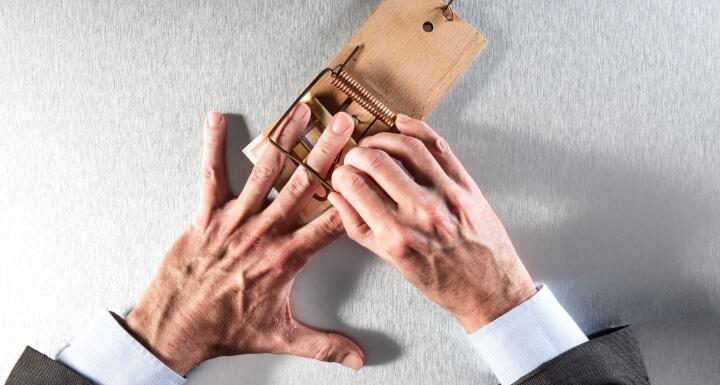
{"left": 331, "top": 0, "right": 486, "bottom": 120}
{"left": 308, "top": 0, "right": 486, "bottom": 138}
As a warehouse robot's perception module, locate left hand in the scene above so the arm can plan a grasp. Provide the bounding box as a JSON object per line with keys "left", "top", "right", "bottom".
{"left": 124, "top": 107, "right": 364, "bottom": 375}
{"left": 329, "top": 115, "right": 536, "bottom": 333}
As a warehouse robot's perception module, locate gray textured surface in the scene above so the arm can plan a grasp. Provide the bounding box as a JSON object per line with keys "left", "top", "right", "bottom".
{"left": 1, "top": 0, "right": 719, "bottom": 384}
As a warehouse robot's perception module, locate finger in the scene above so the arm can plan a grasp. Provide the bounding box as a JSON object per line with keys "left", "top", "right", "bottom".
{"left": 227, "top": 103, "right": 310, "bottom": 221}
{"left": 358, "top": 132, "right": 452, "bottom": 188}
{"left": 392, "top": 114, "right": 474, "bottom": 188}
{"left": 331, "top": 165, "right": 395, "bottom": 232}
{"left": 283, "top": 208, "right": 345, "bottom": 274}
{"left": 327, "top": 192, "right": 372, "bottom": 243}
{"left": 342, "top": 146, "right": 424, "bottom": 205}
{"left": 284, "top": 320, "right": 365, "bottom": 371}
{"left": 195, "top": 112, "right": 231, "bottom": 227}
{"left": 267, "top": 112, "right": 354, "bottom": 220}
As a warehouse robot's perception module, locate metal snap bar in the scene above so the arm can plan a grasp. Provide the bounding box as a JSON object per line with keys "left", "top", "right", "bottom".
{"left": 442, "top": 0, "right": 456, "bottom": 21}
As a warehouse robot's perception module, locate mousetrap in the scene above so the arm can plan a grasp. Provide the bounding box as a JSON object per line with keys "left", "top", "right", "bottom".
{"left": 243, "top": 0, "right": 486, "bottom": 222}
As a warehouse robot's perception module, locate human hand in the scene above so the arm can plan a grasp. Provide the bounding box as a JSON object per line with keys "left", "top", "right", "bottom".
{"left": 124, "top": 106, "right": 364, "bottom": 375}
{"left": 328, "top": 115, "right": 537, "bottom": 333}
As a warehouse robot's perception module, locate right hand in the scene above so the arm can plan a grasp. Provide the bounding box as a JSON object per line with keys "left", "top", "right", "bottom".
{"left": 328, "top": 115, "right": 537, "bottom": 333}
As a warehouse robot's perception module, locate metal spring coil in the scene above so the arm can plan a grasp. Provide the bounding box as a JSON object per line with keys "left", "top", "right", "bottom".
{"left": 330, "top": 70, "right": 397, "bottom": 127}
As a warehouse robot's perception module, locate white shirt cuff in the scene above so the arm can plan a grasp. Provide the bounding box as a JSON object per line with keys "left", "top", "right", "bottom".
{"left": 469, "top": 285, "right": 588, "bottom": 384}
{"left": 58, "top": 310, "right": 186, "bottom": 385}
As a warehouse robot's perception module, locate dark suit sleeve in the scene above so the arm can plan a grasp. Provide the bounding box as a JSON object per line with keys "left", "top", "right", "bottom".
{"left": 514, "top": 326, "right": 650, "bottom": 385}
{"left": 4, "top": 346, "right": 92, "bottom": 385}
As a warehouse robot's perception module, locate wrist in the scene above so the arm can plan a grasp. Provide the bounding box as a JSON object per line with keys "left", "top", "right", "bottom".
{"left": 125, "top": 300, "right": 207, "bottom": 375}
{"left": 456, "top": 277, "right": 537, "bottom": 333}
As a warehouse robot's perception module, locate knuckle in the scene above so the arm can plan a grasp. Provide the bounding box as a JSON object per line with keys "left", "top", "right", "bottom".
{"left": 448, "top": 190, "right": 475, "bottom": 214}
{"left": 345, "top": 227, "right": 362, "bottom": 242}
{"left": 403, "top": 136, "right": 427, "bottom": 153}
{"left": 245, "top": 231, "right": 265, "bottom": 252}
{"left": 313, "top": 337, "right": 335, "bottom": 362}
{"left": 231, "top": 228, "right": 263, "bottom": 255}
{"left": 231, "top": 218, "right": 276, "bottom": 252}
{"left": 339, "top": 169, "right": 366, "bottom": 193}
{"left": 367, "top": 149, "right": 389, "bottom": 169}
{"left": 249, "top": 164, "right": 276, "bottom": 183}
{"left": 346, "top": 173, "right": 366, "bottom": 192}
{"left": 322, "top": 211, "right": 345, "bottom": 235}
{"left": 195, "top": 219, "right": 227, "bottom": 254}
{"left": 203, "top": 164, "right": 218, "bottom": 181}
{"left": 287, "top": 171, "right": 311, "bottom": 197}
{"left": 418, "top": 201, "right": 444, "bottom": 226}
{"left": 276, "top": 127, "right": 298, "bottom": 147}
{"left": 434, "top": 136, "right": 450, "bottom": 154}
{"left": 388, "top": 240, "right": 410, "bottom": 259}
{"left": 206, "top": 135, "right": 221, "bottom": 147}
{"left": 345, "top": 221, "right": 367, "bottom": 242}
{"left": 313, "top": 138, "right": 334, "bottom": 157}
{"left": 385, "top": 225, "right": 413, "bottom": 258}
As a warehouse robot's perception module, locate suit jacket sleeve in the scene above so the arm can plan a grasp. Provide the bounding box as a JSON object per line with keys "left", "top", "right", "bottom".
{"left": 5, "top": 346, "right": 92, "bottom": 385}
{"left": 514, "top": 326, "right": 651, "bottom": 385}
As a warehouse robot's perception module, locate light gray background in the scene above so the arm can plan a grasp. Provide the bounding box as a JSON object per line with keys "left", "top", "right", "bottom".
{"left": 1, "top": 0, "right": 719, "bottom": 383}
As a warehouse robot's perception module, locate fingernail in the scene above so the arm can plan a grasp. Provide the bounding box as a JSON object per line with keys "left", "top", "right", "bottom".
{"left": 396, "top": 114, "right": 413, "bottom": 124}
{"left": 340, "top": 354, "right": 363, "bottom": 371}
{"left": 331, "top": 113, "right": 353, "bottom": 134}
{"left": 327, "top": 192, "right": 337, "bottom": 206}
{"left": 207, "top": 112, "right": 223, "bottom": 127}
{"left": 330, "top": 166, "right": 345, "bottom": 189}
{"left": 290, "top": 103, "right": 309, "bottom": 122}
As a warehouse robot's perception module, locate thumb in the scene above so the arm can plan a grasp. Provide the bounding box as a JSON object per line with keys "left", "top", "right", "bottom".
{"left": 284, "top": 320, "right": 365, "bottom": 370}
